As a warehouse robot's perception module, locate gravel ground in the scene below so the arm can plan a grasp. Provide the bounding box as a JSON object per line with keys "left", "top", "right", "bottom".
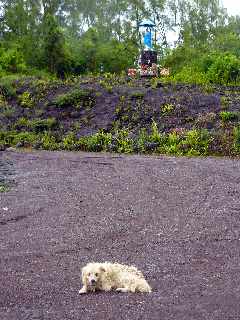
{"left": 0, "top": 150, "right": 240, "bottom": 320}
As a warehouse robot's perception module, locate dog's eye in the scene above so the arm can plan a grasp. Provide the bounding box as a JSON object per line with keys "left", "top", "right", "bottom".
{"left": 95, "top": 273, "right": 98, "bottom": 277}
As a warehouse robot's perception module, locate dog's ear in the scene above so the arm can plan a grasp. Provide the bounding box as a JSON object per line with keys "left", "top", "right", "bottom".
{"left": 81, "top": 266, "right": 87, "bottom": 281}
{"left": 99, "top": 266, "right": 106, "bottom": 273}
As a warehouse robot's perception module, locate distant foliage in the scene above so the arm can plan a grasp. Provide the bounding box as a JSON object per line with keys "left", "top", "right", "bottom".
{"left": 0, "top": 46, "right": 27, "bottom": 74}
{"left": 0, "top": 0, "right": 240, "bottom": 84}
{"left": 42, "top": 14, "right": 71, "bottom": 78}
{"left": 70, "top": 29, "right": 137, "bottom": 74}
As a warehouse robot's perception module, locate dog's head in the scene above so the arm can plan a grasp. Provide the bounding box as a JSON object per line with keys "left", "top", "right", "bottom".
{"left": 82, "top": 263, "right": 106, "bottom": 291}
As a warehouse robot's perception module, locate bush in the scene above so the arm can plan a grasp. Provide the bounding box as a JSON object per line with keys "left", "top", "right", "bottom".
{"left": 0, "top": 131, "right": 39, "bottom": 147}
{"left": 181, "top": 129, "right": 211, "bottom": 156}
{"left": 79, "top": 130, "right": 112, "bottom": 152}
{"left": 114, "top": 129, "right": 134, "bottom": 153}
{"left": 206, "top": 53, "right": 240, "bottom": 84}
{"left": 14, "top": 118, "right": 57, "bottom": 133}
{"left": 53, "top": 88, "right": 94, "bottom": 108}
{"left": 233, "top": 126, "right": 240, "bottom": 154}
{"left": 0, "top": 76, "right": 17, "bottom": 98}
{"left": 0, "top": 47, "right": 27, "bottom": 73}
{"left": 171, "top": 66, "right": 209, "bottom": 85}
{"left": 61, "top": 132, "right": 78, "bottom": 150}
{"left": 19, "top": 91, "right": 34, "bottom": 108}
{"left": 220, "top": 111, "right": 239, "bottom": 122}
{"left": 160, "top": 132, "right": 182, "bottom": 155}
{"left": 41, "top": 132, "right": 59, "bottom": 150}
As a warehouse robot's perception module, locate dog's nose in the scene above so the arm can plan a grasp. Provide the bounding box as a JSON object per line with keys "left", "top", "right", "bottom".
{"left": 91, "top": 279, "right": 96, "bottom": 284}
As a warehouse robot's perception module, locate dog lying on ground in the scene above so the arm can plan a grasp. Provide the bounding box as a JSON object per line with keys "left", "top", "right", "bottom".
{"left": 79, "top": 262, "right": 152, "bottom": 294}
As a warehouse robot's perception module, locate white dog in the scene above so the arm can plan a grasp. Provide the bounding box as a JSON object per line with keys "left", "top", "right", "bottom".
{"left": 79, "top": 262, "right": 152, "bottom": 294}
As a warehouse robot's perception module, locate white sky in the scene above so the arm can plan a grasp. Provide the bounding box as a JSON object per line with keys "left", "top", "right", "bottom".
{"left": 221, "top": 0, "right": 240, "bottom": 16}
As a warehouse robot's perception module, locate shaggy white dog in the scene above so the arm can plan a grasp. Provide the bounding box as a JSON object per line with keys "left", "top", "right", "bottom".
{"left": 79, "top": 262, "right": 152, "bottom": 294}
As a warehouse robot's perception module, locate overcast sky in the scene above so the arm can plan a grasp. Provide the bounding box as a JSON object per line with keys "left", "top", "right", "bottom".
{"left": 221, "top": 0, "right": 240, "bottom": 16}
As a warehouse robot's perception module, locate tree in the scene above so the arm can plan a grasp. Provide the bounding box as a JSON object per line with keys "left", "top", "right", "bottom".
{"left": 42, "top": 13, "right": 71, "bottom": 77}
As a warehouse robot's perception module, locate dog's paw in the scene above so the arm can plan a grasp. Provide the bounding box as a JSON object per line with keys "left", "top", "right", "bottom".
{"left": 79, "top": 287, "right": 87, "bottom": 294}
{"left": 116, "top": 287, "right": 129, "bottom": 293}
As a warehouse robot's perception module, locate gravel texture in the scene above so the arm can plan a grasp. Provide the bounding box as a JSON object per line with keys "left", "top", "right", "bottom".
{"left": 0, "top": 150, "right": 240, "bottom": 320}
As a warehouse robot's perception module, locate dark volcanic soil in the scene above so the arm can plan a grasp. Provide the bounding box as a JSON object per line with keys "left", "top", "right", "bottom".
{"left": 2, "top": 76, "right": 240, "bottom": 137}
{"left": 0, "top": 150, "right": 240, "bottom": 320}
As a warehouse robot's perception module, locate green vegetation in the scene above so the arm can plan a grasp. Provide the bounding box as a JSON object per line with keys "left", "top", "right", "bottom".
{"left": 0, "top": 0, "right": 240, "bottom": 158}
{"left": 1, "top": 121, "right": 239, "bottom": 157}
{"left": 130, "top": 92, "right": 145, "bottom": 99}
{"left": 161, "top": 103, "right": 175, "bottom": 115}
{"left": 0, "top": 76, "right": 17, "bottom": 98}
{"left": 233, "top": 126, "right": 240, "bottom": 153}
{"left": 220, "top": 96, "right": 230, "bottom": 109}
{"left": 53, "top": 89, "right": 94, "bottom": 108}
{"left": 0, "top": 0, "right": 239, "bottom": 85}
{"left": 220, "top": 111, "right": 239, "bottom": 122}
{"left": 14, "top": 118, "right": 58, "bottom": 133}
{"left": 19, "top": 91, "right": 34, "bottom": 108}
{"left": 0, "top": 183, "right": 10, "bottom": 193}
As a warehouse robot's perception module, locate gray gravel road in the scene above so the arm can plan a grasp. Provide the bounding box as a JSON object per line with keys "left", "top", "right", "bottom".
{"left": 0, "top": 150, "right": 240, "bottom": 320}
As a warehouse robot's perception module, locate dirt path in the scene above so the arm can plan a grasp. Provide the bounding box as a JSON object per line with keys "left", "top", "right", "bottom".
{"left": 0, "top": 150, "right": 240, "bottom": 320}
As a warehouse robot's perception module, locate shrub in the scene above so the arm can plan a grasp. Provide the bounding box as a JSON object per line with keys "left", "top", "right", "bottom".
{"left": 0, "top": 131, "right": 39, "bottom": 147}
{"left": 0, "top": 184, "right": 10, "bottom": 193}
{"left": 41, "top": 132, "right": 59, "bottom": 150}
{"left": 114, "top": 129, "right": 134, "bottom": 153}
{"left": 79, "top": 130, "right": 112, "bottom": 152}
{"left": 220, "top": 96, "right": 230, "bottom": 109}
{"left": 181, "top": 129, "right": 211, "bottom": 156}
{"left": 0, "top": 77, "right": 17, "bottom": 98}
{"left": 233, "top": 126, "right": 240, "bottom": 154}
{"left": 31, "top": 118, "right": 57, "bottom": 133}
{"left": 62, "top": 132, "right": 78, "bottom": 150}
{"left": 19, "top": 91, "right": 34, "bottom": 108}
{"left": 149, "top": 121, "right": 162, "bottom": 143}
{"left": 171, "top": 66, "right": 209, "bottom": 85}
{"left": 12, "top": 132, "right": 39, "bottom": 146}
{"left": 1, "top": 104, "right": 14, "bottom": 119}
{"left": 161, "top": 103, "right": 175, "bottom": 115}
{"left": 0, "top": 47, "right": 27, "bottom": 73}
{"left": 161, "top": 132, "right": 182, "bottom": 155}
{"left": 220, "top": 111, "right": 239, "bottom": 122}
{"left": 206, "top": 53, "right": 240, "bottom": 85}
{"left": 53, "top": 88, "right": 94, "bottom": 108}
{"left": 135, "top": 128, "right": 149, "bottom": 153}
